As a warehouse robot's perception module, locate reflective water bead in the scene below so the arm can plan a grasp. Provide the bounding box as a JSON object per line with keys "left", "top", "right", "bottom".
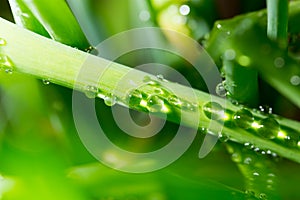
{"left": 156, "top": 74, "right": 166, "bottom": 82}
{"left": 0, "top": 38, "right": 6, "bottom": 46}
{"left": 0, "top": 55, "right": 15, "bottom": 74}
{"left": 147, "top": 95, "right": 168, "bottom": 113}
{"left": 127, "top": 89, "right": 144, "bottom": 106}
{"left": 258, "top": 118, "right": 280, "bottom": 139}
{"left": 42, "top": 79, "right": 51, "bottom": 85}
{"left": 143, "top": 75, "right": 160, "bottom": 85}
{"left": 168, "top": 95, "right": 181, "bottom": 106}
{"left": 84, "top": 85, "right": 98, "bottom": 99}
{"left": 182, "top": 101, "right": 197, "bottom": 112}
{"left": 259, "top": 105, "right": 272, "bottom": 114}
{"left": 243, "top": 157, "right": 252, "bottom": 165}
{"left": 215, "top": 82, "right": 227, "bottom": 97}
{"left": 218, "top": 133, "right": 229, "bottom": 142}
{"left": 85, "top": 46, "right": 99, "bottom": 55}
{"left": 233, "top": 108, "right": 254, "bottom": 129}
{"left": 104, "top": 94, "right": 117, "bottom": 106}
{"left": 203, "top": 102, "right": 225, "bottom": 120}
{"left": 259, "top": 193, "right": 267, "bottom": 200}
{"left": 231, "top": 153, "right": 242, "bottom": 163}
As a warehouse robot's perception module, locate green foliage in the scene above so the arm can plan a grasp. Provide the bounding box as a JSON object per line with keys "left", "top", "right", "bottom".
{"left": 0, "top": 0, "right": 300, "bottom": 199}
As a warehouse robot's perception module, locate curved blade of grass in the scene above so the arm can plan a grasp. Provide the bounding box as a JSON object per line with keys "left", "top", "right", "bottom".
{"left": 267, "top": 0, "right": 288, "bottom": 48}
{"left": 9, "top": 0, "right": 90, "bottom": 50}
{"left": 1, "top": 18, "right": 300, "bottom": 164}
{"left": 8, "top": 0, "right": 50, "bottom": 37}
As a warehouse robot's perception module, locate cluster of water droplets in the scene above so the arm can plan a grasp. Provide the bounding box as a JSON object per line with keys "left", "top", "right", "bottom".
{"left": 0, "top": 38, "right": 15, "bottom": 75}
{"left": 125, "top": 75, "right": 198, "bottom": 114}
{"left": 201, "top": 100, "right": 300, "bottom": 149}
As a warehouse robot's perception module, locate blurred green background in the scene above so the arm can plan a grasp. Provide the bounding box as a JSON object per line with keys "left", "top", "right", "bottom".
{"left": 0, "top": 0, "right": 300, "bottom": 199}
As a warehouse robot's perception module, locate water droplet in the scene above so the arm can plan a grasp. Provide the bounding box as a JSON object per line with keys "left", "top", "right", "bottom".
{"left": 179, "top": 4, "right": 190, "bottom": 16}
{"left": 284, "top": 132, "right": 299, "bottom": 147}
{"left": 143, "top": 76, "right": 160, "bottom": 85}
{"left": 85, "top": 46, "right": 98, "bottom": 55}
{"left": 216, "top": 24, "right": 222, "bottom": 29}
{"left": 156, "top": 74, "right": 165, "bottom": 81}
{"left": 168, "top": 95, "right": 181, "bottom": 106}
{"left": 104, "top": 94, "right": 117, "bottom": 106}
{"left": 258, "top": 118, "right": 280, "bottom": 139}
{"left": 274, "top": 57, "right": 285, "bottom": 68}
{"left": 259, "top": 105, "right": 273, "bottom": 114}
{"left": 139, "top": 10, "right": 150, "bottom": 21}
{"left": 203, "top": 102, "right": 225, "bottom": 120}
{"left": 215, "top": 82, "right": 227, "bottom": 97}
{"left": 5, "top": 68, "right": 13, "bottom": 74}
{"left": 0, "top": 38, "right": 6, "bottom": 46}
{"left": 42, "top": 78, "right": 51, "bottom": 85}
{"left": 231, "top": 153, "right": 242, "bottom": 163}
{"left": 85, "top": 85, "right": 98, "bottom": 98}
{"left": 259, "top": 193, "right": 267, "bottom": 200}
{"left": 244, "top": 157, "right": 252, "bottom": 165}
{"left": 233, "top": 108, "right": 254, "bottom": 129}
{"left": 127, "top": 89, "right": 146, "bottom": 108}
{"left": 224, "top": 49, "right": 236, "bottom": 60}
{"left": 226, "top": 31, "right": 231, "bottom": 35}
{"left": 244, "top": 142, "right": 251, "bottom": 148}
{"left": 254, "top": 147, "right": 260, "bottom": 152}
{"left": 181, "top": 101, "right": 197, "bottom": 112}
{"left": 245, "top": 190, "right": 256, "bottom": 197}
{"left": 218, "top": 133, "right": 229, "bottom": 142}
{"left": 290, "top": 75, "right": 300, "bottom": 86}
{"left": 253, "top": 172, "right": 260, "bottom": 176}
{"left": 0, "top": 55, "right": 15, "bottom": 74}
{"left": 147, "top": 95, "right": 168, "bottom": 113}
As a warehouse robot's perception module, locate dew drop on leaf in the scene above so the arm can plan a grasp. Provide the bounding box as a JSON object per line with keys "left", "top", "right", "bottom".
{"left": 218, "top": 133, "right": 229, "bottom": 142}
{"left": 127, "top": 89, "right": 144, "bottom": 106}
{"left": 231, "top": 153, "right": 242, "bottom": 163}
{"left": 215, "top": 82, "right": 227, "bottom": 97}
{"left": 143, "top": 76, "right": 160, "bottom": 85}
{"left": 0, "top": 55, "right": 15, "bottom": 74}
{"left": 42, "top": 78, "right": 51, "bottom": 85}
{"left": 243, "top": 157, "right": 252, "bottom": 165}
{"left": 258, "top": 117, "right": 280, "bottom": 139}
{"left": 168, "top": 95, "right": 181, "bottom": 106}
{"left": 84, "top": 46, "right": 98, "bottom": 55}
{"left": 85, "top": 85, "right": 98, "bottom": 99}
{"left": 147, "top": 95, "right": 167, "bottom": 113}
{"left": 203, "top": 101, "right": 225, "bottom": 120}
{"left": 156, "top": 74, "right": 163, "bottom": 80}
{"left": 104, "top": 94, "right": 117, "bottom": 106}
{"left": 233, "top": 108, "right": 254, "bottom": 129}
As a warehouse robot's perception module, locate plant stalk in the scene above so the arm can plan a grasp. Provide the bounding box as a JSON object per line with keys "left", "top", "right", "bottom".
{"left": 1, "top": 18, "right": 300, "bottom": 163}
{"left": 267, "top": 0, "right": 289, "bottom": 48}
